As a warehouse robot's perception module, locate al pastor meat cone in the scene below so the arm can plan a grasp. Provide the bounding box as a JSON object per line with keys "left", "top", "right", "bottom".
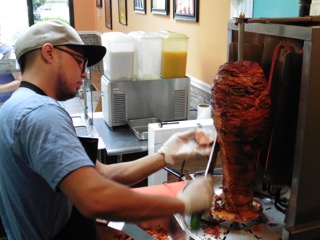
{"left": 211, "top": 60, "right": 270, "bottom": 218}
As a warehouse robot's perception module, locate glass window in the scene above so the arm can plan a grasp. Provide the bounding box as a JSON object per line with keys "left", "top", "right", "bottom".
{"left": 32, "top": 0, "right": 74, "bottom": 26}
{"left": 0, "top": 0, "right": 74, "bottom": 46}
{"left": 0, "top": 0, "right": 29, "bottom": 45}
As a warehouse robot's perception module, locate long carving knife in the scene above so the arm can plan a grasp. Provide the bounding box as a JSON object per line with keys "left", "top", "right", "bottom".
{"left": 191, "top": 129, "right": 219, "bottom": 230}
{"left": 204, "top": 140, "right": 219, "bottom": 177}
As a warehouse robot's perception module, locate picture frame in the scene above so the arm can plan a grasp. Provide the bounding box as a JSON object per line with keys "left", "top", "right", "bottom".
{"left": 118, "top": 0, "right": 127, "bottom": 25}
{"left": 105, "top": 0, "right": 112, "bottom": 29}
{"left": 134, "top": 0, "right": 146, "bottom": 14}
{"left": 151, "top": 0, "right": 169, "bottom": 15}
{"left": 96, "top": 0, "right": 102, "bottom": 8}
{"left": 173, "top": 0, "right": 199, "bottom": 22}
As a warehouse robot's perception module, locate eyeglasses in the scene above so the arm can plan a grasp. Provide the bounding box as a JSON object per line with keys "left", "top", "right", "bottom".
{"left": 54, "top": 46, "right": 88, "bottom": 73}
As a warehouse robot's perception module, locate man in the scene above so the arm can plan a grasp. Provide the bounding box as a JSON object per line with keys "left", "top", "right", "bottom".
{"left": 0, "top": 72, "right": 21, "bottom": 105}
{"left": 0, "top": 21, "right": 214, "bottom": 240}
{"left": 0, "top": 35, "right": 22, "bottom": 106}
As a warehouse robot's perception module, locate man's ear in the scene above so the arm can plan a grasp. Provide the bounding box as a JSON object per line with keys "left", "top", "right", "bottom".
{"left": 41, "top": 43, "right": 54, "bottom": 63}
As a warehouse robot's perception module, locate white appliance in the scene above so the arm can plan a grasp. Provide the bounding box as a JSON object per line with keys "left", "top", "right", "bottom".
{"left": 148, "top": 118, "right": 216, "bottom": 185}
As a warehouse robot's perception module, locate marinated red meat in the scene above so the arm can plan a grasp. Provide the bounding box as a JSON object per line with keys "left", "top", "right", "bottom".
{"left": 211, "top": 60, "right": 270, "bottom": 215}
{"left": 195, "top": 130, "right": 214, "bottom": 147}
{"left": 125, "top": 226, "right": 168, "bottom": 240}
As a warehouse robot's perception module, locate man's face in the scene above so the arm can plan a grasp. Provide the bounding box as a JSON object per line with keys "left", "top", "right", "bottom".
{"left": 53, "top": 46, "right": 87, "bottom": 101}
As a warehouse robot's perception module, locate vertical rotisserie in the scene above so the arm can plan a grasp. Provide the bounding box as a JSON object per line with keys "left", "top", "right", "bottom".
{"left": 211, "top": 60, "right": 271, "bottom": 220}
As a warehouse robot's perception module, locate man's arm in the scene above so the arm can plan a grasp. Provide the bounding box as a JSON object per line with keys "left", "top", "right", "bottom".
{"left": 0, "top": 79, "right": 21, "bottom": 92}
{"left": 59, "top": 166, "right": 185, "bottom": 221}
{"left": 95, "top": 152, "right": 166, "bottom": 186}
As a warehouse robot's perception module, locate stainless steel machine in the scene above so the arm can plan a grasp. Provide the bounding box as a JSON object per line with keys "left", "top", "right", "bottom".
{"left": 101, "top": 76, "right": 190, "bottom": 128}
{"left": 226, "top": 16, "right": 320, "bottom": 239}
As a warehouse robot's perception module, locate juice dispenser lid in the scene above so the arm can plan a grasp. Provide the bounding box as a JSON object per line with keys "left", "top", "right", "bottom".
{"left": 129, "top": 31, "right": 162, "bottom": 40}
{"left": 102, "top": 32, "right": 134, "bottom": 43}
{"left": 158, "top": 30, "right": 188, "bottom": 39}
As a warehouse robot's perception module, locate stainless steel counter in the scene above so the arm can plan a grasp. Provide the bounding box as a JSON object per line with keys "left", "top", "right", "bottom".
{"left": 93, "top": 113, "right": 148, "bottom": 157}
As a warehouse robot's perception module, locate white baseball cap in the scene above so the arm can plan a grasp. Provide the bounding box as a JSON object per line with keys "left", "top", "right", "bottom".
{"left": 14, "top": 20, "right": 106, "bottom": 67}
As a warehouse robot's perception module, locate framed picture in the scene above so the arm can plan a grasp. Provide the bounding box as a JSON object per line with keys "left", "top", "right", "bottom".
{"left": 134, "top": 0, "right": 146, "bottom": 14}
{"left": 118, "top": 0, "right": 127, "bottom": 25}
{"left": 151, "top": 0, "right": 169, "bottom": 15}
{"left": 105, "top": 0, "right": 112, "bottom": 29}
{"left": 96, "top": 0, "right": 102, "bottom": 8}
{"left": 173, "top": 0, "right": 199, "bottom": 22}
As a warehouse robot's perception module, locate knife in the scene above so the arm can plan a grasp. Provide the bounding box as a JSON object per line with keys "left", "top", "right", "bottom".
{"left": 191, "top": 129, "right": 219, "bottom": 230}
{"left": 204, "top": 141, "right": 219, "bottom": 177}
{"left": 108, "top": 221, "right": 157, "bottom": 240}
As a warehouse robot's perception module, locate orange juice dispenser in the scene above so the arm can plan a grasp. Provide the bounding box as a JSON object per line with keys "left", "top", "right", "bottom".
{"left": 158, "top": 31, "right": 189, "bottom": 78}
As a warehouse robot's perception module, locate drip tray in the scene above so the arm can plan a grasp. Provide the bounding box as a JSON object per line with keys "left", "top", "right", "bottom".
{"left": 127, "top": 118, "right": 159, "bottom": 140}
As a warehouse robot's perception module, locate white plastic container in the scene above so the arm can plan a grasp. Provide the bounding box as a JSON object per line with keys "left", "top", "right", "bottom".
{"left": 129, "top": 31, "right": 162, "bottom": 80}
{"left": 101, "top": 32, "right": 135, "bottom": 81}
{"left": 158, "top": 30, "right": 189, "bottom": 79}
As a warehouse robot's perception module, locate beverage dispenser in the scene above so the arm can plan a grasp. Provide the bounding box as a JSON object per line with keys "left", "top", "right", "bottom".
{"left": 101, "top": 32, "right": 135, "bottom": 81}
{"left": 128, "top": 31, "right": 162, "bottom": 80}
{"left": 158, "top": 30, "right": 189, "bottom": 78}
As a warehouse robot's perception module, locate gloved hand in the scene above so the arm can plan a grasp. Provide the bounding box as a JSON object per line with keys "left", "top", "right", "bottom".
{"left": 158, "top": 129, "right": 212, "bottom": 166}
{"left": 177, "top": 176, "right": 214, "bottom": 215}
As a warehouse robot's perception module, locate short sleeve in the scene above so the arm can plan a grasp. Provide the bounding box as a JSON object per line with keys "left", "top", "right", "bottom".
{"left": 17, "top": 103, "right": 94, "bottom": 190}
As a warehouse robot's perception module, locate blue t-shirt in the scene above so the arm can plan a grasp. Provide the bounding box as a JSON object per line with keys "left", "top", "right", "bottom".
{"left": 0, "top": 87, "right": 94, "bottom": 240}
{"left": 0, "top": 43, "right": 15, "bottom": 103}
{"left": 0, "top": 73, "right": 15, "bottom": 103}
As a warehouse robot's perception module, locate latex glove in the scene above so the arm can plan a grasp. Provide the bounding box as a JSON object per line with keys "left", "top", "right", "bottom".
{"left": 177, "top": 176, "right": 214, "bottom": 215}
{"left": 158, "top": 129, "right": 212, "bottom": 166}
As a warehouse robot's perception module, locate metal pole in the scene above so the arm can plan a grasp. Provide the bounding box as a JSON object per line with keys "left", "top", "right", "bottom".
{"left": 237, "top": 12, "right": 246, "bottom": 62}
{"left": 299, "top": 0, "right": 312, "bottom": 16}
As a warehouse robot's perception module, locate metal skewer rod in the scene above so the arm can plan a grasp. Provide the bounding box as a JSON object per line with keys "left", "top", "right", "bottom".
{"left": 237, "top": 12, "right": 246, "bottom": 62}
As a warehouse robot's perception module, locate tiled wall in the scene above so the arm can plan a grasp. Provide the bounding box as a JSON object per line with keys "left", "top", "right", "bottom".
{"left": 190, "top": 85, "right": 211, "bottom": 111}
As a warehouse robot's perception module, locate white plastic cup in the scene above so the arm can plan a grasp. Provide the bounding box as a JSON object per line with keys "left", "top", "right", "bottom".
{"left": 197, "top": 104, "right": 211, "bottom": 119}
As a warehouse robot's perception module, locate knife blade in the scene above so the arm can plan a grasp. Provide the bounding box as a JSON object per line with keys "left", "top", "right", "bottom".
{"left": 204, "top": 140, "right": 219, "bottom": 177}
{"left": 108, "top": 221, "right": 157, "bottom": 240}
